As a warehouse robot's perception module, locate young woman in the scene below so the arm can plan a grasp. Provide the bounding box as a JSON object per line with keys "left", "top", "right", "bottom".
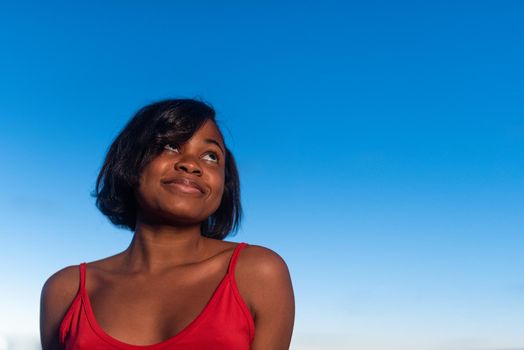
{"left": 40, "top": 99, "right": 295, "bottom": 350}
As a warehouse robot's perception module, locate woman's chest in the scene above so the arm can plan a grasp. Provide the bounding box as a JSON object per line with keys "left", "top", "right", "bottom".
{"left": 88, "top": 268, "right": 226, "bottom": 345}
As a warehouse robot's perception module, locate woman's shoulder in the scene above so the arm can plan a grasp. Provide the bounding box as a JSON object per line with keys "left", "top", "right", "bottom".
{"left": 234, "top": 242, "right": 295, "bottom": 343}
{"left": 41, "top": 264, "right": 82, "bottom": 305}
{"left": 239, "top": 243, "right": 290, "bottom": 274}
{"left": 235, "top": 243, "right": 293, "bottom": 300}
{"left": 40, "top": 264, "right": 82, "bottom": 349}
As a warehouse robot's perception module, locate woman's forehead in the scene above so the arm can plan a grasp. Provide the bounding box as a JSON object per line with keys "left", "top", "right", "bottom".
{"left": 190, "top": 120, "right": 225, "bottom": 147}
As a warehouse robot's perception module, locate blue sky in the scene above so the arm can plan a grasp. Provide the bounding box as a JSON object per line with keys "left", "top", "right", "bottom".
{"left": 1, "top": 1, "right": 523, "bottom": 349}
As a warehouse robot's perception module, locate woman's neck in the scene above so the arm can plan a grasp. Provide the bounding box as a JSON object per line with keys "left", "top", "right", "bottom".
{"left": 123, "top": 221, "right": 208, "bottom": 273}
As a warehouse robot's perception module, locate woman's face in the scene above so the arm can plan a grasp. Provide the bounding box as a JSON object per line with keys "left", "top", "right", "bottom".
{"left": 135, "top": 119, "right": 226, "bottom": 227}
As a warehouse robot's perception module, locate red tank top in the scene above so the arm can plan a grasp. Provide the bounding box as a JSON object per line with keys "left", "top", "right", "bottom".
{"left": 59, "top": 242, "right": 255, "bottom": 349}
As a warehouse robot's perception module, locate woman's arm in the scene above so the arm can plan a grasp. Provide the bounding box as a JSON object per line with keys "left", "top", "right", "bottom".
{"left": 40, "top": 266, "right": 79, "bottom": 350}
{"left": 237, "top": 246, "right": 295, "bottom": 350}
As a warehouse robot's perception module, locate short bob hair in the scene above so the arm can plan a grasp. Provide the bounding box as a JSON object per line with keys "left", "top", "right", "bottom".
{"left": 94, "top": 99, "right": 242, "bottom": 240}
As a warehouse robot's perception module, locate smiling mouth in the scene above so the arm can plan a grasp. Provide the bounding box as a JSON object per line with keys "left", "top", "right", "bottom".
{"left": 162, "top": 178, "right": 205, "bottom": 194}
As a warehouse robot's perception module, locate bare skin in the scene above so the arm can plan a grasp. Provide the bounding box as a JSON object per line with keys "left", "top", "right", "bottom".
{"left": 40, "top": 120, "right": 295, "bottom": 349}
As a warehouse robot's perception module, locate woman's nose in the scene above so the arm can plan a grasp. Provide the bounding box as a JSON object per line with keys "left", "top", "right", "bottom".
{"left": 174, "top": 157, "right": 202, "bottom": 175}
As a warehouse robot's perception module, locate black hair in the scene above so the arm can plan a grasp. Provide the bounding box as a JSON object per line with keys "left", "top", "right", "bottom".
{"left": 94, "top": 99, "right": 242, "bottom": 239}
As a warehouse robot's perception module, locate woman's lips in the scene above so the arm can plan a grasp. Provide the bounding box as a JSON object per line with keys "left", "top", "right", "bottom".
{"left": 162, "top": 177, "right": 205, "bottom": 194}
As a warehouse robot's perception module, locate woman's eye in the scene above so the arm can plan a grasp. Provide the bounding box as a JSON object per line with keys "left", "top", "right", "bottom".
{"left": 164, "top": 145, "right": 218, "bottom": 163}
{"left": 164, "top": 144, "right": 180, "bottom": 153}
{"left": 202, "top": 152, "right": 219, "bottom": 162}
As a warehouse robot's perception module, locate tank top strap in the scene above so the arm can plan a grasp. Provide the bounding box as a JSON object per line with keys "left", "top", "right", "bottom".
{"left": 227, "top": 242, "right": 248, "bottom": 274}
{"left": 79, "top": 262, "right": 87, "bottom": 291}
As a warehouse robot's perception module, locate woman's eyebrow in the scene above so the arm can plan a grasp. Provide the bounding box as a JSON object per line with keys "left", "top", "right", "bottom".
{"left": 204, "top": 138, "right": 225, "bottom": 154}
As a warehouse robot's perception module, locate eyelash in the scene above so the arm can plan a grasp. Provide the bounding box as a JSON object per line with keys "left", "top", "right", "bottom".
{"left": 163, "top": 144, "right": 220, "bottom": 163}
{"left": 164, "top": 144, "right": 179, "bottom": 153}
